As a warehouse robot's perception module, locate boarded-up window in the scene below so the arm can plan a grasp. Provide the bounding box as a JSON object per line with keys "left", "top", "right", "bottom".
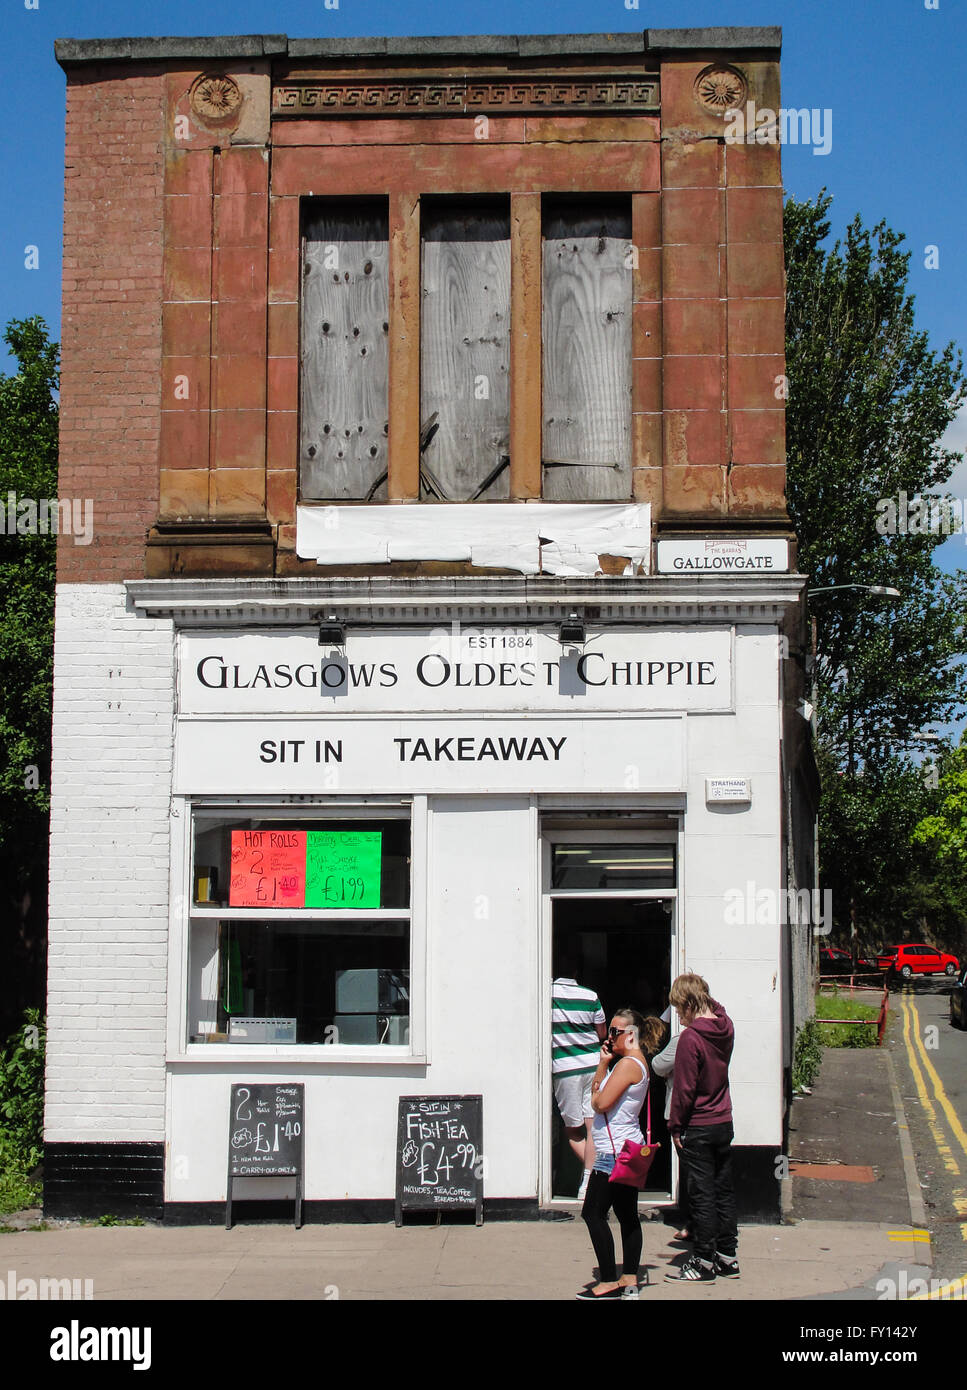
{"left": 301, "top": 200, "right": 389, "bottom": 500}
{"left": 542, "top": 198, "right": 632, "bottom": 500}
{"left": 421, "top": 197, "right": 511, "bottom": 501}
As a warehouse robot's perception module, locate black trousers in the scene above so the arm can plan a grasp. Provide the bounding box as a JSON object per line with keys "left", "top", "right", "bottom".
{"left": 676, "top": 1149, "right": 691, "bottom": 1228}
{"left": 581, "top": 1170, "right": 642, "bottom": 1281}
{"left": 681, "top": 1122, "right": 737, "bottom": 1261}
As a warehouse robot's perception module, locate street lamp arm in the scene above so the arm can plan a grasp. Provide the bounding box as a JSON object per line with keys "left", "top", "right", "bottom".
{"left": 808, "top": 584, "right": 901, "bottom": 599}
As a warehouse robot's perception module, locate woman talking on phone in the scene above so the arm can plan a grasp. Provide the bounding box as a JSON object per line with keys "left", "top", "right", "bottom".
{"left": 576, "top": 1008, "right": 666, "bottom": 1300}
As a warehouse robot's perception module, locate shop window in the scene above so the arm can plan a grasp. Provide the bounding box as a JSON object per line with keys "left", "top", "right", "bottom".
{"left": 420, "top": 196, "right": 511, "bottom": 500}
{"left": 301, "top": 199, "right": 390, "bottom": 501}
{"left": 551, "top": 842, "right": 675, "bottom": 890}
{"left": 188, "top": 815, "right": 410, "bottom": 1046}
{"left": 541, "top": 196, "right": 632, "bottom": 500}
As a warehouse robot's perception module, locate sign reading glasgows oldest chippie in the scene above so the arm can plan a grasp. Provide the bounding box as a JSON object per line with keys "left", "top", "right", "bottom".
{"left": 179, "top": 628, "right": 733, "bottom": 714}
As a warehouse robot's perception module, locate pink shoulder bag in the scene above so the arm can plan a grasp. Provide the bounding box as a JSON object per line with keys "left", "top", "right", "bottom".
{"left": 606, "top": 1089, "right": 659, "bottom": 1189}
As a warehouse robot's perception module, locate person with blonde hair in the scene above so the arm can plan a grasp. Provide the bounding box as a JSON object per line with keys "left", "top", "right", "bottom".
{"left": 576, "top": 1008, "right": 666, "bottom": 1300}
{"left": 664, "top": 974, "right": 737, "bottom": 1283}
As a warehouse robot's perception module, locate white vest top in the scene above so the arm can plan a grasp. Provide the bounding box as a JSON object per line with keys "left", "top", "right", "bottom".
{"left": 592, "top": 1055, "right": 649, "bottom": 1155}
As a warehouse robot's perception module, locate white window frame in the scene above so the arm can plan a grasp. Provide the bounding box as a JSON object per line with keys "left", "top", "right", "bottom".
{"left": 538, "top": 817, "right": 684, "bottom": 1206}
{"left": 166, "top": 795, "right": 428, "bottom": 1064}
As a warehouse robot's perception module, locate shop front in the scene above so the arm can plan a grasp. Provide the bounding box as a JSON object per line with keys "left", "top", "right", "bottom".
{"left": 102, "top": 574, "right": 803, "bottom": 1222}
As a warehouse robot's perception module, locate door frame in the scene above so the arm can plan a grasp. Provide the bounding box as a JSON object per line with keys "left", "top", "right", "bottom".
{"left": 539, "top": 823, "right": 683, "bottom": 1206}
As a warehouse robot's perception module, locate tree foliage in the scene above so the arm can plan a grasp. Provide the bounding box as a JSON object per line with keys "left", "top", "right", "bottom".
{"left": 784, "top": 194, "right": 967, "bottom": 945}
{"left": 0, "top": 318, "right": 58, "bottom": 1033}
{"left": 912, "top": 738, "right": 967, "bottom": 870}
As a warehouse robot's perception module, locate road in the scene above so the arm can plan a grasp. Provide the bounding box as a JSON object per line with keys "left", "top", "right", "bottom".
{"left": 884, "top": 974, "right": 967, "bottom": 1289}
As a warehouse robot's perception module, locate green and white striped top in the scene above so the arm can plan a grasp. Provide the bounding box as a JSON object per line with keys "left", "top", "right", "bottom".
{"left": 552, "top": 977, "right": 606, "bottom": 1076}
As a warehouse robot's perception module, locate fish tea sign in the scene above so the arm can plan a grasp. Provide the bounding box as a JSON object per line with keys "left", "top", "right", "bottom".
{"left": 226, "top": 1083, "right": 304, "bottom": 1229}
{"left": 396, "top": 1095, "right": 484, "bottom": 1226}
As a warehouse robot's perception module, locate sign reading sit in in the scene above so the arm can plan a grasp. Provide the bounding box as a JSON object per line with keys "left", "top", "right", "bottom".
{"left": 229, "top": 829, "right": 381, "bottom": 908}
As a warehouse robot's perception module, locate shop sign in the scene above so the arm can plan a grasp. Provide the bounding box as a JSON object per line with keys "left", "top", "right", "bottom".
{"left": 173, "top": 715, "right": 687, "bottom": 796}
{"left": 178, "top": 628, "right": 732, "bottom": 716}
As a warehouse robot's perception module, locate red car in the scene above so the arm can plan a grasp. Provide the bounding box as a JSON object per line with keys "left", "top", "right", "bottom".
{"left": 877, "top": 943, "right": 960, "bottom": 979}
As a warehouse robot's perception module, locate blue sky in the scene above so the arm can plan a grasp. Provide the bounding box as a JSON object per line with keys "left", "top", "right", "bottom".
{"left": 2, "top": 0, "right": 965, "bottom": 571}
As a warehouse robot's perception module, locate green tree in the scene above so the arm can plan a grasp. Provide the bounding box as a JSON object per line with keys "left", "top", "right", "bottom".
{"left": 784, "top": 194, "right": 967, "bottom": 941}
{"left": 0, "top": 318, "right": 58, "bottom": 1034}
{"left": 912, "top": 739, "right": 967, "bottom": 868}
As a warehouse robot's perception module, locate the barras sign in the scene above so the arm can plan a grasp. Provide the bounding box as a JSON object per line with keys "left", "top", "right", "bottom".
{"left": 656, "top": 538, "right": 789, "bottom": 574}
{"left": 178, "top": 628, "right": 733, "bottom": 715}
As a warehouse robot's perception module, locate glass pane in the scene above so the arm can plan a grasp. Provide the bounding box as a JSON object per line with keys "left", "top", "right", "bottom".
{"left": 551, "top": 843, "right": 675, "bottom": 890}
{"left": 192, "top": 817, "right": 410, "bottom": 909}
{"left": 188, "top": 917, "right": 410, "bottom": 1046}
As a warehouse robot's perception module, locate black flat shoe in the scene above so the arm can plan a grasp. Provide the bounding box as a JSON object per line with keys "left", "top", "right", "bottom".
{"left": 575, "top": 1285, "right": 622, "bottom": 1299}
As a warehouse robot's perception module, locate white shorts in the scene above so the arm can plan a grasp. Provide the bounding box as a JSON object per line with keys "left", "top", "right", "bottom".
{"left": 553, "top": 1071, "right": 594, "bottom": 1128}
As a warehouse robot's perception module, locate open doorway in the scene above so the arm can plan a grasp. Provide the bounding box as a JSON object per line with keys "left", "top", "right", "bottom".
{"left": 551, "top": 897, "right": 673, "bottom": 1201}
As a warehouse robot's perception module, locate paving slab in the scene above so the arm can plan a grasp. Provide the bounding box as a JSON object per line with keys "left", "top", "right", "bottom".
{"left": 0, "top": 1215, "right": 906, "bottom": 1301}
{"left": 788, "top": 1047, "right": 912, "bottom": 1224}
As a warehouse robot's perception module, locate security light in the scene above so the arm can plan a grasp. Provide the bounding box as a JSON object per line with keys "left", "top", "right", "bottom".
{"left": 558, "top": 612, "right": 586, "bottom": 646}
{"left": 317, "top": 616, "right": 345, "bottom": 647}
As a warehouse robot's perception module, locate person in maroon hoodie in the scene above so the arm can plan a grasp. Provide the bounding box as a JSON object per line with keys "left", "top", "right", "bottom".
{"left": 664, "top": 973, "right": 738, "bottom": 1282}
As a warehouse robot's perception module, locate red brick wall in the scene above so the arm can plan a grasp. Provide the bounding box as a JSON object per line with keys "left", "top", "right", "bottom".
{"left": 58, "top": 65, "right": 165, "bottom": 582}
{"left": 58, "top": 50, "right": 788, "bottom": 584}
{"left": 660, "top": 56, "right": 786, "bottom": 519}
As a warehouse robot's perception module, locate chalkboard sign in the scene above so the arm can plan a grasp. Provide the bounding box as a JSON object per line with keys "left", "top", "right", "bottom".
{"left": 226, "top": 1083, "right": 304, "bottom": 1229}
{"left": 395, "top": 1095, "right": 483, "bottom": 1226}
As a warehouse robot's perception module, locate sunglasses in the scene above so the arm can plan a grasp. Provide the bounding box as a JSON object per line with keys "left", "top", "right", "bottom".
{"left": 608, "top": 1026, "right": 631, "bottom": 1039}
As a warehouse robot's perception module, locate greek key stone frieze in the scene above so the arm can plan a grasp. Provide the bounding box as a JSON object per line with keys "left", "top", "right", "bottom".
{"left": 272, "top": 75, "right": 660, "bottom": 117}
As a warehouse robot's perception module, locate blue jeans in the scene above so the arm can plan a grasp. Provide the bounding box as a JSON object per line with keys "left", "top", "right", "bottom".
{"left": 681, "top": 1122, "right": 737, "bottom": 1261}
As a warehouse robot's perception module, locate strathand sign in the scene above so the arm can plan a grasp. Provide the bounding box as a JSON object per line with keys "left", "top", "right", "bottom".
{"left": 656, "top": 538, "right": 789, "bottom": 574}
{"left": 706, "top": 777, "right": 752, "bottom": 804}
{"left": 172, "top": 715, "right": 687, "bottom": 796}
{"left": 178, "top": 628, "right": 733, "bottom": 715}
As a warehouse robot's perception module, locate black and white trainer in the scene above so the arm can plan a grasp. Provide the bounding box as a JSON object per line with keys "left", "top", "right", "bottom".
{"left": 664, "top": 1254, "right": 716, "bottom": 1282}
{"left": 714, "top": 1252, "right": 740, "bottom": 1278}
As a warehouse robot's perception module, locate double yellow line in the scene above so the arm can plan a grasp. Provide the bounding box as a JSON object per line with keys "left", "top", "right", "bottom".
{"left": 900, "top": 989, "right": 967, "bottom": 1298}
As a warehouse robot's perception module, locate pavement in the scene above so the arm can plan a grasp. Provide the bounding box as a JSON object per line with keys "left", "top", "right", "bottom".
{"left": 0, "top": 1004, "right": 940, "bottom": 1303}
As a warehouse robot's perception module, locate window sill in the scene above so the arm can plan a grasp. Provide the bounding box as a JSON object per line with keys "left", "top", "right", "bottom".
{"left": 170, "top": 1046, "right": 426, "bottom": 1065}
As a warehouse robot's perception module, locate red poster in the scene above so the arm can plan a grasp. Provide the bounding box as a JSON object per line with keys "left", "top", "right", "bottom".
{"left": 229, "top": 830, "right": 306, "bottom": 908}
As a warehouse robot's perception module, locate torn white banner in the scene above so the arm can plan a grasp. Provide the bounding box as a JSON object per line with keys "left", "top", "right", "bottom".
{"left": 297, "top": 502, "right": 651, "bottom": 576}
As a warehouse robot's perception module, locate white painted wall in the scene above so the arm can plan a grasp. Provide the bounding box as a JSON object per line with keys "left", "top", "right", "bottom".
{"left": 45, "top": 584, "right": 174, "bottom": 1142}
{"left": 46, "top": 592, "right": 786, "bottom": 1194}
{"left": 167, "top": 797, "right": 538, "bottom": 1202}
{"left": 681, "top": 626, "right": 783, "bottom": 1146}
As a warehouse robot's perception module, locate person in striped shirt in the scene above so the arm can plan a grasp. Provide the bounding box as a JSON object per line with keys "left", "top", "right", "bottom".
{"left": 553, "top": 960, "right": 607, "bottom": 1202}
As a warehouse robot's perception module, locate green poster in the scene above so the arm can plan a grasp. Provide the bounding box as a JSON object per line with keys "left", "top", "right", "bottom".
{"left": 305, "top": 830, "right": 382, "bottom": 909}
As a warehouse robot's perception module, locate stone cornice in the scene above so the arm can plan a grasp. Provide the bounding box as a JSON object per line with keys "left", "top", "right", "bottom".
{"left": 54, "top": 28, "right": 781, "bottom": 69}
{"left": 126, "top": 574, "right": 805, "bottom": 627}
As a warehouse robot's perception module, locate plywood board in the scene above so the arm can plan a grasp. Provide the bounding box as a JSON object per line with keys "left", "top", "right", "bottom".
{"left": 301, "top": 204, "right": 389, "bottom": 499}
{"left": 542, "top": 202, "right": 632, "bottom": 500}
{"left": 421, "top": 200, "right": 511, "bottom": 501}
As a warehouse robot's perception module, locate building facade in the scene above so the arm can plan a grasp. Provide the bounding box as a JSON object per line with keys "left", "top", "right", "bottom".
{"left": 46, "top": 28, "right": 816, "bottom": 1221}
